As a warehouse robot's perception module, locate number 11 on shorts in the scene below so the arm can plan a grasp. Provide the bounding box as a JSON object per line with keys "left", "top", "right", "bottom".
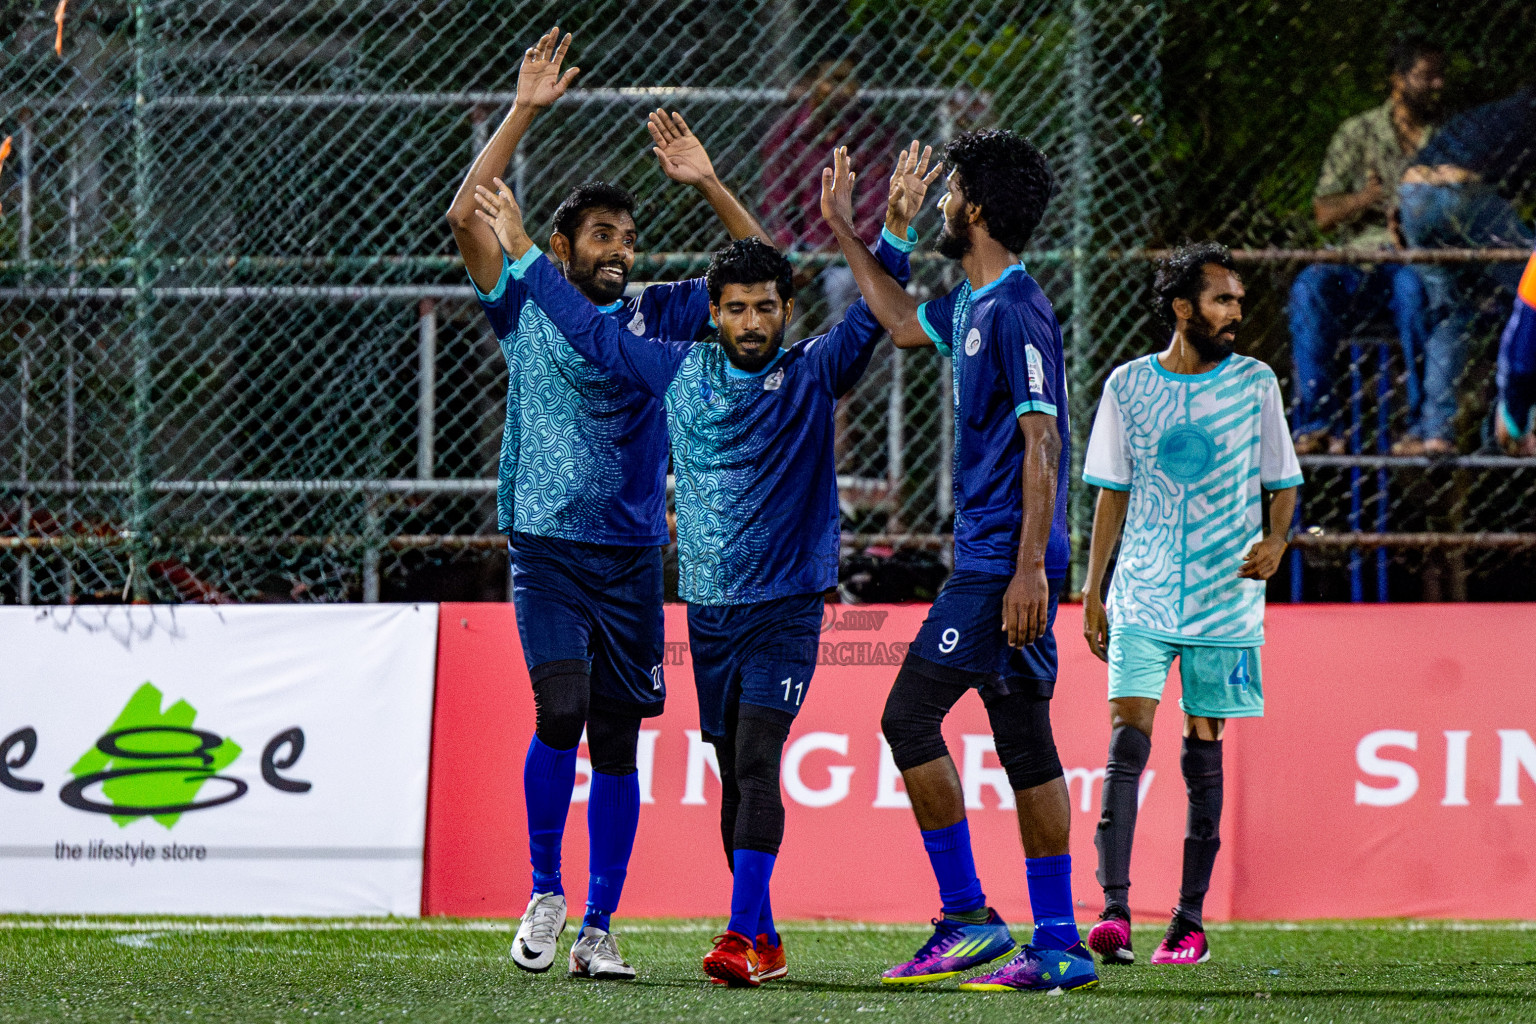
{"left": 781, "top": 676, "right": 805, "bottom": 706}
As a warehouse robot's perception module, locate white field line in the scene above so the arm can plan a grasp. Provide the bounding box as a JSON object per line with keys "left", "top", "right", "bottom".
{"left": 3, "top": 918, "right": 1535, "bottom": 935}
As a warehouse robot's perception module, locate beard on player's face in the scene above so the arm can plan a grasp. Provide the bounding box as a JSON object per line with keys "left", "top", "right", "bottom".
{"left": 567, "top": 246, "right": 631, "bottom": 304}
{"left": 719, "top": 320, "right": 788, "bottom": 374}
{"left": 937, "top": 217, "right": 972, "bottom": 260}
{"left": 936, "top": 196, "right": 973, "bottom": 260}
{"left": 1187, "top": 305, "right": 1237, "bottom": 363}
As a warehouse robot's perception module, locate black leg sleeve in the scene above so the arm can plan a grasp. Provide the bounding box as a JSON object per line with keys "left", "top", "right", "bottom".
{"left": 529, "top": 660, "right": 590, "bottom": 751}
{"left": 585, "top": 707, "right": 642, "bottom": 777}
{"left": 731, "top": 704, "right": 795, "bottom": 856}
{"left": 1178, "top": 734, "right": 1224, "bottom": 925}
{"left": 1095, "top": 724, "right": 1152, "bottom": 915}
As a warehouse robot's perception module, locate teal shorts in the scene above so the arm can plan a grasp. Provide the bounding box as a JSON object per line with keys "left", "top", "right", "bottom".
{"left": 1106, "top": 631, "right": 1264, "bottom": 719}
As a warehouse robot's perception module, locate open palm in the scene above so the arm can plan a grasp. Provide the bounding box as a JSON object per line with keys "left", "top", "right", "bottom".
{"left": 887, "top": 140, "right": 942, "bottom": 227}
{"left": 649, "top": 109, "right": 716, "bottom": 186}
{"left": 516, "top": 26, "right": 579, "bottom": 109}
{"left": 820, "top": 146, "right": 857, "bottom": 227}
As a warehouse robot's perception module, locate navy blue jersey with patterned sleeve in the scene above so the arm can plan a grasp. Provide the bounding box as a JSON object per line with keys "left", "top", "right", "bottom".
{"left": 508, "top": 229, "right": 915, "bottom": 605}
{"left": 915, "top": 264, "right": 1071, "bottom": 577}
{"left": 473, "top": 260, "right": 713, "bottom": 545}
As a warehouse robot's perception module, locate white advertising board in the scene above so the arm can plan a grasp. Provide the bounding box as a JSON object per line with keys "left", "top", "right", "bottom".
{"left": 0, "top": 604, "right": 438, "bottom": 916}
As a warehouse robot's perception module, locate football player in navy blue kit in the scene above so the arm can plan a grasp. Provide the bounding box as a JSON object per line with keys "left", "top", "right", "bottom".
{"left": 829, "top": 131, "right": 1098, "bottom": 995}
{"left": 473, "top": 141, "right": 938, "bottom": 986}
{"left": 444, "top": 26, "right": 767, "bottom": 981}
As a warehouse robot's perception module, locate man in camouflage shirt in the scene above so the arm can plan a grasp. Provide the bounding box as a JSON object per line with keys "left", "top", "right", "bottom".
{"left": 1287, "top": 38, "right": 1444, "bottom": 454}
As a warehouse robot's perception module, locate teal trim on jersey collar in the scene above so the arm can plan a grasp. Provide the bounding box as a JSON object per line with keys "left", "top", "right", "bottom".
{"left": 508, "top": 243, "right": 625, "bottom": 311}
{"left": 881, "top": 224, "right": 920, "bottom": 253}
{"left": 1262, "top": 473, "right": 1304, "bottom": 491}
{"left": 969, "top": 261, "right": 1027, "bottom": 299}
{"left": 723, "top": 347, "right": 786, "bottom": 379}
{"left": 508, "top": 244, "right": 543, "bottom": 280}
{"left": 1151, "top": 351, "right": 1232, "bottom": 382}
{"left": 1083, "top": 472, "right": 1131, "bottom": 492}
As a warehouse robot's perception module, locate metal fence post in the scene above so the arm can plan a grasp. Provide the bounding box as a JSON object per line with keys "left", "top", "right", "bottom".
{"left": 1066, "top": 0, "right": 1097, "bottom": 595}
{"left": 17, "top": 116, "right": 33, "bottom": 604}
{"left": 128, "top": 0, "right": 157, "bottom": 602}
{"left": 417, "top": 299, "right": 438, "bottom": 480}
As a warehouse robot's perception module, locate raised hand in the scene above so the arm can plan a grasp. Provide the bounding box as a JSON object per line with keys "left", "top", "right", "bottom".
{"left": 472, "top": 177, "right": 532, "bottom": 259}
{"left": 886, "top": 139, "right": 942, "bottom": 237}
{"left": 515, "top": 26, "right": 579, "bottom": 110}
{"left": 649, "top": 109, "right": 717, "bottom": 187}
{"left": 820, "top": 145, "right": 857, "bottom": 229}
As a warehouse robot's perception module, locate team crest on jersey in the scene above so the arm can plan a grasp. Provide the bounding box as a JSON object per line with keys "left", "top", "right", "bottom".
{"left": 627, "top": 310, "right": 646, "bottom": 336}
{"left": 963, "top": 327, "right": 982, "bottom": 356}
{"left": 764, "top": 368, "right": 784, "bottom": 391}
{"left": 1157, "top": 423, "right": 1217, "bottom": 483}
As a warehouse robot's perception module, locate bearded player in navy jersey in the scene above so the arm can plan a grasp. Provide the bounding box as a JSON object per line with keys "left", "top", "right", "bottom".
{"left": 474, "top": 142, "right": 939, "bottom": 987}
{"left": 824, "top": 130, "right": 1098, "bottom": 994}
{"left": 444, "top": 27, "right": 767, "bottom": 981}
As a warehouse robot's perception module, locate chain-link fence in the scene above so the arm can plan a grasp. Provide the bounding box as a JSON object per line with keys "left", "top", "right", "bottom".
{"left": 2, "top": 0, "right": 1533, "bottom": 605}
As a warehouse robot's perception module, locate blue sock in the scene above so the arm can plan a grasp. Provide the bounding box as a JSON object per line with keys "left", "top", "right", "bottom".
{"left": 727, "top": 849, "right": 775, "bottom": 939}
{"left": 921, "top": 820, "right": 987, "bottom": 915}
{"left": 757, "top": 888, "right": 778, "bottom": 946}
{"left": 523, "top": 736, "right": 577, "bottom": 897}
{"left": 1026, "top": 854, "right": 1081, "bottom": 949}
{"left": 582, "top": 770, "right": 640, "bottom": 933}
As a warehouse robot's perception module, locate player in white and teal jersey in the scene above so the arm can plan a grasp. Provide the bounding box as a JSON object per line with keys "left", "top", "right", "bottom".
{"left": 443, "top": 27, "right": 767, "bottom": 981}
{"left": 1081, "top": 242, "right": 1301, "bottom": 969}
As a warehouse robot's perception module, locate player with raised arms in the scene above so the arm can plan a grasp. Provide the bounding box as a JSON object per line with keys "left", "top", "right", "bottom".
{"left": 472, "top": 141, "right": 938, "bottom": 987}
{"left": 1080, "top": 242, "right": 1301, "bottom": 966}
{"left": 443, "top": 26, "right": 767, "bottom": 981}
{"left": 818, "top": 129, "right": 1098, "bottom": 994}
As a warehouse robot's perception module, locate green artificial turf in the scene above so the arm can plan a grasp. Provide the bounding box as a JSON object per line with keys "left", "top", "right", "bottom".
{"left": 0, "top": 918, "right": 1533, "bottom": 1023}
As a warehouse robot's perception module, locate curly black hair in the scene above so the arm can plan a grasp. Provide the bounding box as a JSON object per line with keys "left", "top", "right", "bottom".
{"left": 1153, "top": 241, "right": 1238, "bottom": 329}
{"left": 705, "top": 237, "right": 795, "bottom": 305}
{"left": 943, "top": 129, "right": 1055, "bottom": 253}
{"left": 552, "top": 181, "right": 636, "bottom": 242}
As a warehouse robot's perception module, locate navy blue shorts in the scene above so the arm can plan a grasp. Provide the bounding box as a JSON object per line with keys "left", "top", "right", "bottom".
{"left": 509, "top": 533, "right": 666, "bottom": 717}
{"left": 687, "top": 592, "right": 824, "bottom": 739}
{"left": 908, "top": 571, "right": 1064, "bottom": 699}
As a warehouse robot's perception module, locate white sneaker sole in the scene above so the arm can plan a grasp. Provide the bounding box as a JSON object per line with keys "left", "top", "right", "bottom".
{"left": 512, "top": 935, "right": 561, "bottom": 973}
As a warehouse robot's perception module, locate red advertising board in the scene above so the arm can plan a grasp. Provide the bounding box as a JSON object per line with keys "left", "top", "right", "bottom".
{"left": 424, "top": 602, "right": 1536, "bottom": 921}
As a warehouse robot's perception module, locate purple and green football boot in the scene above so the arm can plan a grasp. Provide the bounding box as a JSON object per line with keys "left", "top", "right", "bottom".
{"left": 880, "top": 910, "right": 1017, "bottom": 985}
{"left": 959, "top": 941, "right": 1100, "bottom": 993}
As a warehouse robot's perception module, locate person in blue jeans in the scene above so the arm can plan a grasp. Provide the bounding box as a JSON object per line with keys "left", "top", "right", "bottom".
{"left": 1396, "top": 85, "right": 1536, "bottom": 454}
{"left": 1288, "top": 39, "right": 1443, "bottom": 454}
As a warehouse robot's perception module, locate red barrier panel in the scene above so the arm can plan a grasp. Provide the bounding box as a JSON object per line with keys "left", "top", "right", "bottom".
{"left": 425, "top": 602, "right": 1218, "bottom": 923}
{"left": 1229, "top": 604, "right": 1536, "bottom": 919}
{"left": 424, "top": 603, "right": 1535, "bottom": 921}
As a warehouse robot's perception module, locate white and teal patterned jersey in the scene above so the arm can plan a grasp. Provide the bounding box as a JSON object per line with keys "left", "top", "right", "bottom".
{"left": 1083, "top": 353, "right": 1303, "bottom": 645}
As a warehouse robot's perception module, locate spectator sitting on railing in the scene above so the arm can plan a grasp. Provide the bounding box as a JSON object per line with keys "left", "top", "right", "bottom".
{"left": 1396, "top": 84, "right": 1536, "bottom": 455}
{"left": 760, "top": 51, "right": 898, "bottom": 330}
{"left": 1288, "top": 37, "right": 1443, "bottom": 456}
{"left": 1495, "top": 250, "right": 1536, "bottom": 456}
